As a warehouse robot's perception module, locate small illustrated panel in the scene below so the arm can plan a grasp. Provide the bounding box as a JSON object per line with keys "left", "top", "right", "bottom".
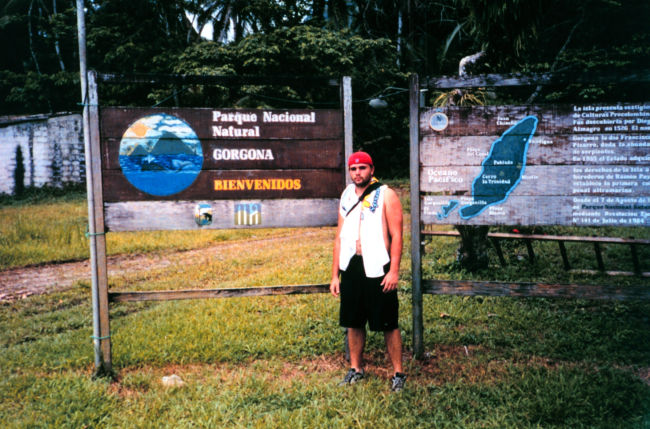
{"left": 116, "top": 113, "right": 203, "bottom": 197}
{"left": 101, "top": 108, "right": 343, "bottom": 140}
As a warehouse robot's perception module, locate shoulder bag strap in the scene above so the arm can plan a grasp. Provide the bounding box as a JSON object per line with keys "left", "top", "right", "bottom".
{"left": 344, "top": 182, "right": 383, "bottom": 217}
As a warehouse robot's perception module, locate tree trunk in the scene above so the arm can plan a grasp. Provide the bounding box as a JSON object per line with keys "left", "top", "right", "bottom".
{"left": 52, "top": 0, "right": 66, "bottom": 71}
{"left": 451, "top": 52, "right": 491, "bottom": 272}
{"left": 455, "top": 225, "right": 490, "bottom": 271}
{"left": 28, "top": 0, "right": 42, "bottom": 74}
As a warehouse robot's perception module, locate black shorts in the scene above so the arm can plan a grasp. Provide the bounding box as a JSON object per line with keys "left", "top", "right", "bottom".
{"left": 339, "top": 255, "right": 399, "bottom": 332}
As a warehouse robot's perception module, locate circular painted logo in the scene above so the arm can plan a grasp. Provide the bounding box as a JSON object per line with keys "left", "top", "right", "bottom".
{"left": 429, "top": 112, "right": 449, "bottom": 131}
{"left": 119, "top": 114, "right": 203, "bottom": 196}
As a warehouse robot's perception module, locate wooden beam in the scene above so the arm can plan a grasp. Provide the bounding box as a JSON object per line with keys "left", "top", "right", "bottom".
{"left": 88, "top": 71, "right": 112, "bottom": 370}
{"left": 421, "top": 134, "right": 650, "bottom": 167}
{"left": 421, "top": 195, "right": 650, "bottom": 227}
{"left": 569, "top": 269, "right": 650, "bottom": 277}
{"left": 594, "top": 241, "right": 606, "bottom": 271}
{"left": 109, "top": 284, "right": 330, "bottom": 302}
{"left": 558, "top": 241, "right": 571, "bottom": 270}
{"left": 630, "top": 243, "right": 641, "bottom": 276}
{"left": 102, "top": 169, "right": 345, "bottom": 202}
{"left": 422, "top": 230, "right": 650, "bottom": 245}
{"left": 425, "top": 70, "right": 650, "bottom": 89}
{"left": 102, "top": 138, "right": 344, "bottom": 171}
{"left": 342, "top": 76, "right": 353, "bottom": 186}
{"left": 101, "top": 107, "right": 343, "bottom": 140}
{"left": 409, "top": 74, "right": 424, "bottom": 359}
{"left": 421, "top": 165, "right": 650, "bottom": 196}
{"left": 419, "top": 104, "right": 650, "bottom": 138}
{"left": 97, "top": 73, "right": 339, "bottom": 87}
{"left": 524, "top": 239, "right": 536, "bottom": 264}
{"left": 490, "top": 238, "right": 507, "bottom": 266}
{"left": 423, "top": 279, "right": 650, "bottom": 300}
{"left": 105, "top": 199, "right": 339, "bottom": 231}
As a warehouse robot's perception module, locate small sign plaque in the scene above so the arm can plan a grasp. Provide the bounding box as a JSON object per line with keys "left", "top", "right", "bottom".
{"left": 430, "top": 111, "right": 449, "bottom": 131}
{"left": 194, "top": 203, "right": 212, "bottom": 226}
{"left": 234, "top": 203, "right": 262, "bottom": 226}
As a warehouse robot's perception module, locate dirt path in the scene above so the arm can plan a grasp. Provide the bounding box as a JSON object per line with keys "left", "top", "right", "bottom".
{"left": 0, "top": 231, "right": 321, "bottom": 302}
{"left": 0, "top": 187, "right": 410, "bottom": 302}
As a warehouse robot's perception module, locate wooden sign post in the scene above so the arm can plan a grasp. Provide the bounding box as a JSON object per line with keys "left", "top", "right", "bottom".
{"left": 409, "top": 71, "right": 650, "bottom": 359}
{"left": 83, "top": 72, "right": 353, "bottom": 372}
{"left": 101, "top": 107, "right": 346, "bottom": 230}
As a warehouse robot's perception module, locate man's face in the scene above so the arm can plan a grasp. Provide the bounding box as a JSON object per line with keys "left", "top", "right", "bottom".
{"left": 349, "top": 163, "right": 374, "bottom": 187}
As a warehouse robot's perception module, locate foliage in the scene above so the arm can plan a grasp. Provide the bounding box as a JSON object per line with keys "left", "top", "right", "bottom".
{"left": 186, "top": 0, "right": 312, "bottom": 43}
{"left": 431, "top": 88, "right": 488, "bottom": 106}
{"left": 0, "top": 0, "right": 81, "bottom": 113}
{"left": 1, "top": 0, "right": 649, "bottom": 173}
{"left": 173, "top": 26, "right": 409, "bottom": 177}
{"left": 457, "top": 0, "right": 544, "bottom": 57}
{"left": 0, "top": 70, "right": 80, "bottom": 113}
{"left": 465, "top": 0, "right": 650, "bottom": 102}
{"left": 0, "top": 183, "right": 86, "bottom": 207}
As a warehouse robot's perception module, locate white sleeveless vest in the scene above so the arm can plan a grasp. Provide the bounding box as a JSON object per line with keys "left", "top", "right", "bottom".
{"left": 339, "top": 183, "right": 390, "bottom": 278}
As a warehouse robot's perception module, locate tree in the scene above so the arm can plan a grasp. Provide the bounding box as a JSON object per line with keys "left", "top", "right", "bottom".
{"left": 309, "top": 0, "right": 350, "bottom": 28}
{"left": 173, "top": 25, "right": 409, "bottom": 177}
{"left": 0, "top": 0, "right": 80, "bottom": 113}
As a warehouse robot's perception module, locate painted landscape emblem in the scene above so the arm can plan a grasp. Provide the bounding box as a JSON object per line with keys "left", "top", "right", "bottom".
{"left": 119, "top": 114, "right": 203, "bottom": 196}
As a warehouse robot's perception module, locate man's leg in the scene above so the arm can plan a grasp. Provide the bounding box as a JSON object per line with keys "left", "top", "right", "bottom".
{"left": 348, "top": 327, "right": 366, "bottom": 371}
{"left": 384, "top": 328, "right": 403, "bottom": 375}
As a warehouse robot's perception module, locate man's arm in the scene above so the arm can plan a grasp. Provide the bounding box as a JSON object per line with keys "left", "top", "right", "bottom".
{"left": 330, "top": 212, "right": 345, "bottom": 297}
{"left": 381, "top": 188, "right": 403, "bottom": 292}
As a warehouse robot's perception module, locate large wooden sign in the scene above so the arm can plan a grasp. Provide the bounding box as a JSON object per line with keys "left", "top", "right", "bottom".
{"left": 100, "top": 107, "right": 346, "bottom": 231}
{"left": 420, "top": 103, "right": 650, "bottom": 226}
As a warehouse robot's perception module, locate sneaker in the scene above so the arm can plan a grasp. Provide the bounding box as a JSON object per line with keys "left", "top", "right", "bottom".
{"left": 390, "top": 373, "right": 406, "bottom": 392}
{"left": 338, "top": 368, "right": 364, "bottom": 386}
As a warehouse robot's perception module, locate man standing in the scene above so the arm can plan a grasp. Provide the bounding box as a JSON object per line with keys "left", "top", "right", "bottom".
{"left": 330, "top": 151, "right": 406, "bottom": 392}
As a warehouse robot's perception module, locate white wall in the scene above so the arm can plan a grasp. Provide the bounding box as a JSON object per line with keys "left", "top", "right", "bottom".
{"left": 0, "top": 114, "right": 85, "bottom": 195}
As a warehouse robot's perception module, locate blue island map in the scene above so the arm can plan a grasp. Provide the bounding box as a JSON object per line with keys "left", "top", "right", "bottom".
{"left": 439, "top": 116, "right": 538, "bottom": 220}
{"left": 436, "top": 200, "right": 459, "bottom": 220}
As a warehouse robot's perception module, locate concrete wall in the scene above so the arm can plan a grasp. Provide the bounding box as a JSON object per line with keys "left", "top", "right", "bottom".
{"left": 0, "top": 114, "right": 85, "bottom": 195}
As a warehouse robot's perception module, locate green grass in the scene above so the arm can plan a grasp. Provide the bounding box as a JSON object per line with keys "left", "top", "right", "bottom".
{"left": 0, "top": 188, "right": 296, "bottom": 270}
{"left": 422, "top": 224, "right": 650, "bottom": 286}
{"left": 1, "top": 188, "right": 649, "bottom": 428}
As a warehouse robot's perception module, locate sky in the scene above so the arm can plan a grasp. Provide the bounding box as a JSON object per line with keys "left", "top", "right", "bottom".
{"left": 119, "top": 114, "right": 202, "bottom": 156}
{"left": 186, "top": 12, "right": 215, "bottom": 41}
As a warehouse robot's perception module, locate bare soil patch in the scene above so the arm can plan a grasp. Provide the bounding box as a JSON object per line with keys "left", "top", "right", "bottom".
{"left": 0, "top": 231, "right": 322, "bottom": 302}
{"left": 107, "top": 345, "right": 650, "bottom": 398}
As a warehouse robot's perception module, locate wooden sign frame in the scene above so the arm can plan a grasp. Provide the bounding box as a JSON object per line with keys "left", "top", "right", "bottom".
{"left": 83, "top": 72, "right": 353, "bottom": 371}
{"left": 409, "top": 72, "right": 650, "bottom": 358}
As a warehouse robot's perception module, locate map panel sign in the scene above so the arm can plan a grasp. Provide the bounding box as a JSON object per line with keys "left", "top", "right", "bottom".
{"left": 421, "top": 103, "right": 650, "bottom": 227}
